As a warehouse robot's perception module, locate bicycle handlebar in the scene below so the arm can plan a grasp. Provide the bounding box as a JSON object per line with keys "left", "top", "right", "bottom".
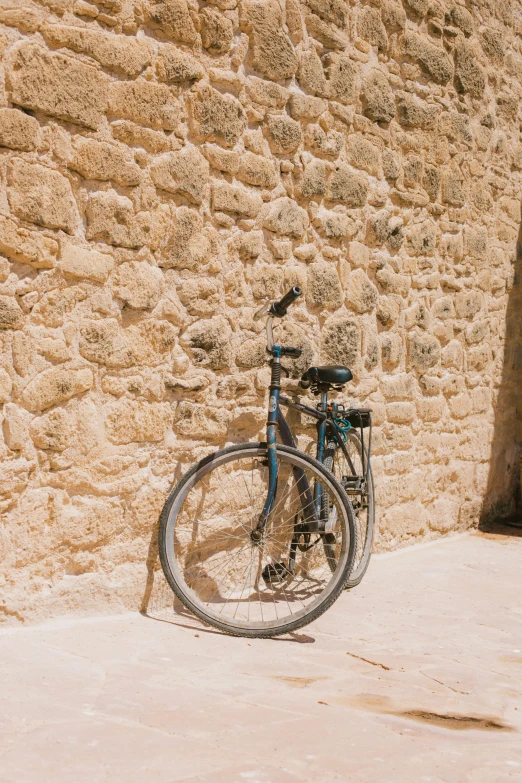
{"left": 270, "top": 286, "right": 302, "bottom": 318}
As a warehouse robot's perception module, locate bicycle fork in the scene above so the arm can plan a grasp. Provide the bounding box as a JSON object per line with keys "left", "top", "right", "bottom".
{"left": 251, "top": 348, "right": 320, "bottom": 545}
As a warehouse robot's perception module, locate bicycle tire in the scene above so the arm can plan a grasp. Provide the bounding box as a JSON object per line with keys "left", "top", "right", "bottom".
{"left": 323, "top": 432, "right": 375, "bottom": 588}
{"left": 159, "top": 443, "right": 356, "bottom": 638}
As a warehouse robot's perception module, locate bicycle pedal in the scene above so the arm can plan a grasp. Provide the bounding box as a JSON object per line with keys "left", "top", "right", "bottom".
{"left": 262, "top": 562, "right": 289, "bottom": 584}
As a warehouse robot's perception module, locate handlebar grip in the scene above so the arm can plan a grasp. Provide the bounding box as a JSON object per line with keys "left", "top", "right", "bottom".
{"left": 270, "top": 286, "right": 302, "bottom": 318}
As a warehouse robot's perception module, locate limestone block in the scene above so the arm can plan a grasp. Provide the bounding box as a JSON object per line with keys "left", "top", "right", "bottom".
{"left": 397, "top": 94, "right": 439, "bottom": 129}
{"left": 163, "top": 207, "right": 218, "bottom": 270}
{"left": 432, "top": 296, "right": 455, "bottom": 321}
{"left": 442, "top": 164, "right": 465, "bottom": 206}
{"left": 0, "top": 109, "right": 40, "bottom": 151}
{"left": 0, "top": 216, "right": 58, "bottom": 269}
{"left": 59, "top": 243, "right": 114, "bottom": 283}
{"left": 69, "top": 138, "right": 142, "bottom": 186}
{"left": 403, "top": 32, "right": 452, "bottom": 84}
{"left": 29, "top": 408, "right": 70, "bottom": 450}
{"left": 345, "top": 268, "right": 378, "bottom": 314}
{"left": 178, "top": 278, "right": 220, "bottom": 315}
{"left": 306, "top": 262, "right": 343, "bottom": 309}
{"left": 349, "top": 241, "right": 370, "bottom": 268}
{"left": 382, "top": 149, "right": 401, "bottom": 181}
{"left": 321, "top": 315, "right": 360, "bottom": 365}
{"left": 307, "top": 0, "right": 349, "bottom": 27}
{"left": 32, "top": 286, "right": 87, "bottom": 328}
{"left": 106, "top": 400, "right": 172, "bottom": 444}
{"left": 423, "top": 166, "right": 441, "bottom": 200}
{"left": 189, "top": 85, "right": 246, "bottom": 147}
{"left": 298, "top": 49, "right": 329, "bottom": 97}
{"left": 305, "top": 124, "right": 343, "bottom": 158}
{"left": 448, "top": 392, "right": 472, "bottom": 419}
{"left": 236, "top": 338, "right": 266, "bottom": 367}
{"left": 406, "top": 220, "right": 437, "bottom": 256}
{"left": 241, "top": 0, "right": 298, "bottom": 81}
{"left": 231, "top": 230, "right": 263, "bottom": 259}
{"left": 464, "top": 226, "right": 488, "bottom": 260}
{"left": 245, "top": 78, "right": 289, "bottom": 109}
{"left": 41, "top": 23, "right": 152, "bottom": 77}
{"left": 8, "top": 42, "right": 108, "bottom": 129}
{"left": 86, "top": 191, "right": 152, "bottom": 248}
{"left": 148, "top": 0, "right": 198, "bottom": 44}
{"left": 298, "top": 158, "right": 326, "bottom": 198}
{"left": 380, "top": 332, "right": 402, "bottom": 369}
{"left": 156, "top": 45, "right": 205, "bottom": 83}
{"left": 111, "top": 121, "right": 170, "bottom": 153}
{"left": 212, "top": 181, "right": 263, "bottom": 216}
{"left": 304, "top": 11, "right": 346, "bottom": 50}
{"left": 151, "top": 146, "right": 209, "bottom": 204}
{"left": 376, "top": 266, "right": 410, "bottom": 297}
{"left": 467, "top": 344, "right": 490, "bottom": 371}
{"left": 21, "top": 364, "right": 93, "bottom": 412}
{"left": 264, "top": 114, "right": 302, "bottom": 154}
{"left": 79, "top": 318, "right": 176, "bottom": 368}
{"left": 327, "top": 165, "right": 368, "bottom": 207}
{"left": 0, "top": 296, "right": 24, "bottom": 330}
{"left": 480, "top": 28, "right": 504, "bottom": 64}
{"left": 454, "top": 41, "right": 486, "bottom": 97}
{"left": 360, "top": 70, "right": 395, "bottom": 123}
{"left": 8, "top": 159, "right": 77, "bottom": 234}
{"left": 108, "top": 81, "right": 180, "bottom": 131}
{"left": 441, "top": 339, "right": 464, "bottom": 370}
{"left": 386, "top": 402, "right": 415, "bottom": 423}
{"left": 381, "top": 373, "right": 415, "bottom": 400}
{"left": 347, "top": 136, "right": 380, "bottom": 176}
{"left": 0, "top": 367, "right": 13, "bottom": 403}
{"left": 381, "top": 1, "right": 406, "bottom": 29}
{"left": 201, "top": 144, "right": 240, "bottom": 174}
{"left": 357, "top": 6, "right": 387, "bottom": 49}
{"left": 408, "top": 333, "right": 440, "bottom": 371}
{"left": 466, "top": 321, "right": 489, "bottom": 345}
{"left": 3, "top": 402, "right": 33, "bottom": 451}
{"left": 200, "top": 7, "right": 234, "bottom": 53}
{"left": 325, "top": 53, "right": 358, "bottom": 104}
{"left": 183, "top": 316, "right": 232, "bottom": 369}
{"left": 455, "top": 290, "right": 483, "bottom": 319}
{"left": 263, "top": 197, "right": 309, "bottom": 238}
{"left": 176, "top": 401, "right": 231, "bottom": 439}
{"left": 319, "top": 210, "right": 355, "bottom": 239}
{"left": 404, "top": 0, "right": 428, "bottom": 15}
{"left": 237, "top": 152, "right": 277, "bottom": 189}
{"left": 249, "top": 263, "right": 283, "bottom": 298}
{"left": 417, "top": 396, "right": 444, "bottom": 422}
{"left": 288, "top": 94, "right": 327, "bottom": 120}
{"left": 111, "top": 260, "right": 163, "bottom": 310}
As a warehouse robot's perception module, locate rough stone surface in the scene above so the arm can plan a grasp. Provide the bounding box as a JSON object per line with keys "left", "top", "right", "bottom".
{"left": 0, "top": 108, "right": 40, "bottom": 151}
{"left": 8, "top": 159, "right": 77, "bottom": 234}
{"left": 8, "top": 42, "right": 108, "bottom": 129}
{"left": 0, "top": 0, "right": 520, "bottom": 624}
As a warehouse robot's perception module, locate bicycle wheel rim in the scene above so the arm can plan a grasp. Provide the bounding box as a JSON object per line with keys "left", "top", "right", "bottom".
{"left": 324, "top": 433, "right": 374, "bottom": 583}
{"left": 161, "top": 445, "right": 353, "bottom": 634}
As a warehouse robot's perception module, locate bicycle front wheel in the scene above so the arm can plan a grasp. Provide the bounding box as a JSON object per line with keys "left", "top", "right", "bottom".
{"left": 159, "top": 443, "right": 356, "bottom": 638}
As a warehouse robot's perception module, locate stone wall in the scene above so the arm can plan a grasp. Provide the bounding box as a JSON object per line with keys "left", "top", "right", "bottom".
{"left": 0, "top": 0, "right": 521, "bottom": 623}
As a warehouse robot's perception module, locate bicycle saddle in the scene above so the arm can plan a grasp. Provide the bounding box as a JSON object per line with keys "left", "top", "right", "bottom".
{"left": 300, "top": 365, "right": 353, "bottom": 389}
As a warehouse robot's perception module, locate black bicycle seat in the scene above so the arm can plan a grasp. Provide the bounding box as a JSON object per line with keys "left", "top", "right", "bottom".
{"left": 301, "top": 365, "right": 353, "bottom": 388}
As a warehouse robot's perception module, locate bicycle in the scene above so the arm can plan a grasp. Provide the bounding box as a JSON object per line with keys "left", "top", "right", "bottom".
{"left": 159, "top": 287, "right": 375, "bottom": 638}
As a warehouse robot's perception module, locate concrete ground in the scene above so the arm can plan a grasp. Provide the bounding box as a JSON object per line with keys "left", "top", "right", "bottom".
{"left": 1, "top": 527, "right": 522, "bottom": 783}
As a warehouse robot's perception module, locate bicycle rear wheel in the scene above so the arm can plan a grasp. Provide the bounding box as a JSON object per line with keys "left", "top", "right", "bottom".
{"left": 159, "top": 443, "right": 356, "bottom": 638}
{"left": 323, "top": 432, "right": 375, "bottom": 587}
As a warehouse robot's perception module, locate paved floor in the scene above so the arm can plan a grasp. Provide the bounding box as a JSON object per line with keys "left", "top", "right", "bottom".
{"left": 1, "top": 527, "right": 522, "bottom": 783}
